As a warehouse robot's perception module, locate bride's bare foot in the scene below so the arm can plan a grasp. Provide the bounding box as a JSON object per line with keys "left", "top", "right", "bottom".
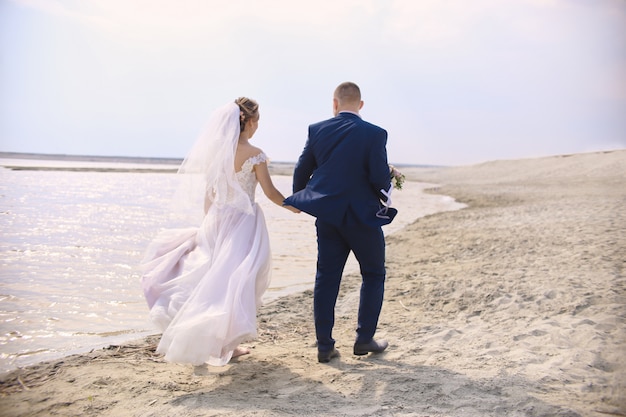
{"left": 232, "top": 346, "right": 250, "bottom": 358}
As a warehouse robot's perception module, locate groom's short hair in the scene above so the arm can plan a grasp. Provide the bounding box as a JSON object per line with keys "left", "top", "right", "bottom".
{"left": 334, "top": 82, "right": 361, "bottom": 105}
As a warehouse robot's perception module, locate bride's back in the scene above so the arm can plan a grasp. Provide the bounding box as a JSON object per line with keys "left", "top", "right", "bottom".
{"left": 235, "top": 142, "right": 263, "bottom": 173}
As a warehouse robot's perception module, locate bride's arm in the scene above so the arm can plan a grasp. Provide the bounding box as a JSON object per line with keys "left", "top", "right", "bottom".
{"left": 255, "top": 162, "right": 300, "bottom": 213}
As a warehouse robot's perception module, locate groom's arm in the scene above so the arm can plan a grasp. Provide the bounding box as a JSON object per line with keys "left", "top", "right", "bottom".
{"left": 368, "top": 129, "right": 392, "bottom": 201}
{"left": 292, "top": 135, "right": 317, "bottom": 192}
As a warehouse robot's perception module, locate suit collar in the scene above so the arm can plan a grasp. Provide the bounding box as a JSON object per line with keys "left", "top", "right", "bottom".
{"left": 337, "top": 111, "right": 361, "bottom": 119}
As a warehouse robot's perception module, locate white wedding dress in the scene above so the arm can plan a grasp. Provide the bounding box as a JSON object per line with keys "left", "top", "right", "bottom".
{"left": 141, "top": 152, "right": 271, "bottom": 366}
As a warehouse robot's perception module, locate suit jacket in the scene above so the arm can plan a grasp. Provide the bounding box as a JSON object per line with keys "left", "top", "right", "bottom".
{"left": 284, "top": 112, "right": 397, "bottom": 227}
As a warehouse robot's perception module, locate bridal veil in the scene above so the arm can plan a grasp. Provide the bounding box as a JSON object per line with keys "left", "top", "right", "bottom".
{"left": 172, "top": 102, "right": 253, "bottom": 224}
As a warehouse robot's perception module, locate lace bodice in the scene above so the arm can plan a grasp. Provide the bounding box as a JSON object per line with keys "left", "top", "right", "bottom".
{"left": 236, "top": 152, "right": 268, "bottom": 202}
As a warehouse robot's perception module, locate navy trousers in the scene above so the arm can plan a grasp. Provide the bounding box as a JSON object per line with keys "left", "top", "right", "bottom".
{"left": 314, "top": 219, "right": 386, "bottom": 352}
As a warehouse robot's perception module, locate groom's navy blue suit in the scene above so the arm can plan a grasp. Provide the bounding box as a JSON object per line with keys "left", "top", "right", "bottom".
{"left": 284, "top": 111, "right": 396, "bottom": 353}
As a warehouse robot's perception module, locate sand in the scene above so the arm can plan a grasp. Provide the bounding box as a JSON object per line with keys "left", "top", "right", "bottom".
{"left": 1, "top": 150, "right": 624, "bottom": 417}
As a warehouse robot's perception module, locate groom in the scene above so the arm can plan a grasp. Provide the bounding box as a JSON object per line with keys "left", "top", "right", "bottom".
{"left": 284, "top": 82, "right": 396, "bottom": 363}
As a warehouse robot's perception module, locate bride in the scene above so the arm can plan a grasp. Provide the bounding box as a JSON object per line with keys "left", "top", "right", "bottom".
{"left": 141, "top": 97, "right": 299, "bottom": 366}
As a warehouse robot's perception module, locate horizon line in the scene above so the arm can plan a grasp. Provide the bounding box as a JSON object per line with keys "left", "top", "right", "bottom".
{"left": 0, "top": 151, "right": 439, "bottom": 168}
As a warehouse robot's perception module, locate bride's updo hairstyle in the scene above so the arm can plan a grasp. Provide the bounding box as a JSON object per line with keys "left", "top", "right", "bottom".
{"left": 235, "top": 97, "right": 259, "bottom": 133}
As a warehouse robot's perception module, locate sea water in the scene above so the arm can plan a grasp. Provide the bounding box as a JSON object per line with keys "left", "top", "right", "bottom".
{"left": 0, "top": 160, "right": 463, "bottom": 373}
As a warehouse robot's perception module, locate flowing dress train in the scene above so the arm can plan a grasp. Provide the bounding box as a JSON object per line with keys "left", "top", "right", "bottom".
{"left": 141, "top": 153, "right": 271, "bottom": 366}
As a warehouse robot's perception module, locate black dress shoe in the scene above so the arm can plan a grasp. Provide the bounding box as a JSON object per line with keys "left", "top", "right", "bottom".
{"left": 317, "top": 348, "right": 340, "bottom": 363}
{"left": 353, "top": 339, "right": 389, "bottom": 356}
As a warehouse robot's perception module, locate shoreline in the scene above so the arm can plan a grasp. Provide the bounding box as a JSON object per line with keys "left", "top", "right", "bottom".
{"left": 0, "top": 178, "right": 463, "bottom": 376}
{"left": 0, "top": 150, "right": 624, "bottom": 417}
{"left": 0, "top": 160, "right": 460, "bottom": 375}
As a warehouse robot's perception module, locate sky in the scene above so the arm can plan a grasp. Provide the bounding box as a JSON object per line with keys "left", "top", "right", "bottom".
{"left": 1, "top": 0, "right": 625, "bottom": 166}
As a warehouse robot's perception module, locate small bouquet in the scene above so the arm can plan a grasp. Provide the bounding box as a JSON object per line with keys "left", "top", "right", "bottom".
{"left": 389, "top": 164, "right": 405, "bottom": 190}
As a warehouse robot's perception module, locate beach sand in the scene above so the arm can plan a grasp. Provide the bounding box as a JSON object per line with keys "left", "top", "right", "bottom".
{"left": 1, "top": 150, "right": 624, "bottom": 417}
